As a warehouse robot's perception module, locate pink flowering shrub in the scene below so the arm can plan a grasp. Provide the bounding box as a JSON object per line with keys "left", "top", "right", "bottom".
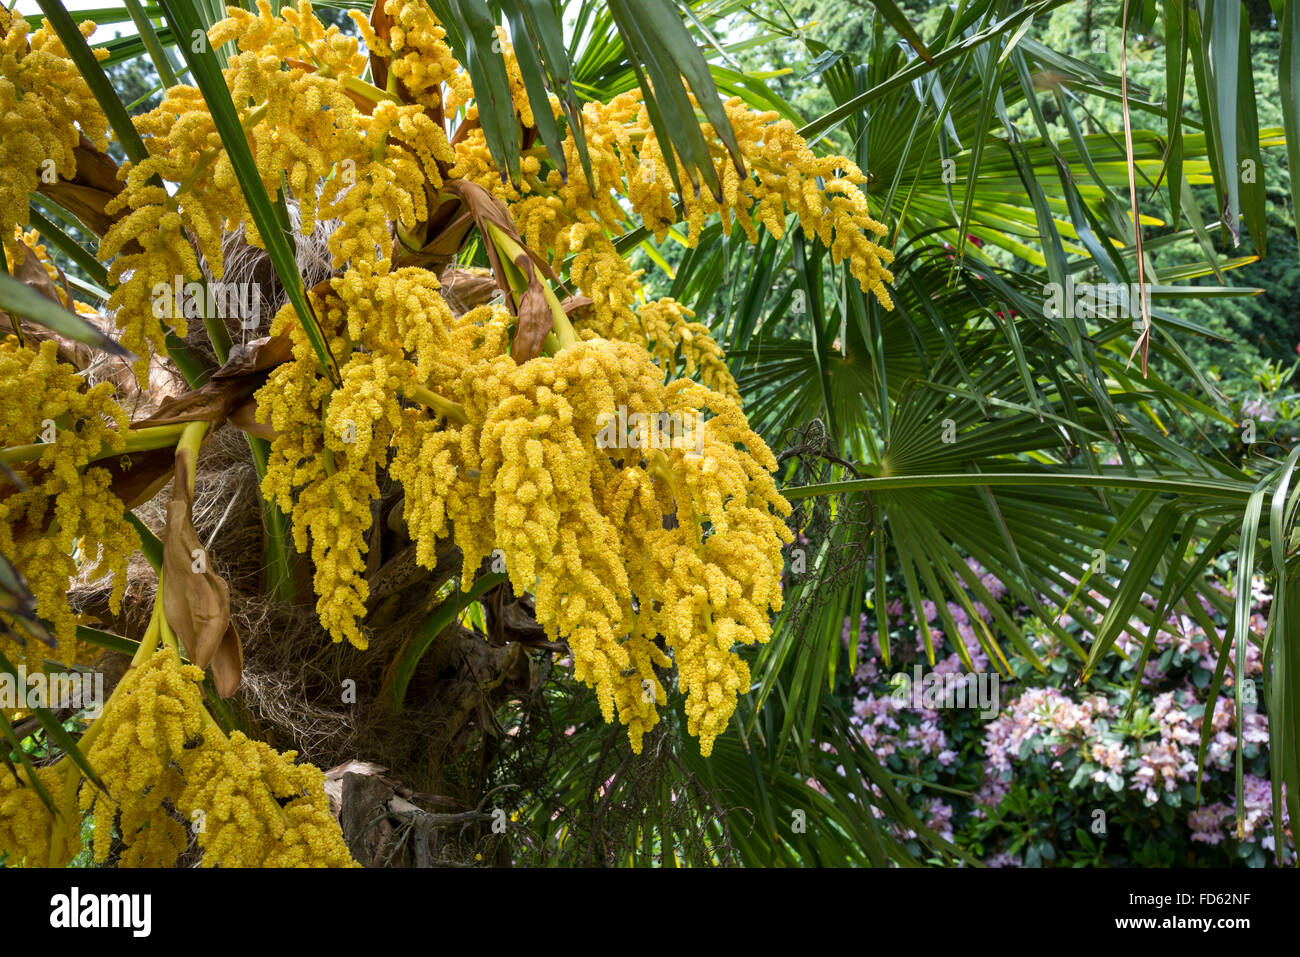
{"left": 841, "top": 558, "right": 1293, "bottom": 867}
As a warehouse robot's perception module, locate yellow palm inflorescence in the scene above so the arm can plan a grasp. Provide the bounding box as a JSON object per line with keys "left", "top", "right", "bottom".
{"left": 75, "top": 647, "right": 357, "bottom": 868}
{"left": 100, "top": 0, "right": 456, "bottom": 381}
{"left": 266, "top": 275, "right": 794, "bottom": 751}
{"left": 458, "top": 339, "right": 794, "bottom": 754}
{"left": 115, "top": 0, "right": 886, "bottom": 755}
{"left": 176, "top": 729, "right": 356, "bottom": 868}
{"left": 3, "top": 647, "right": 356, "bottom": 868}
{"left": 0, "top": 763, "right": 81, "bottom": 867}
{"left": 0, "top": 338, "right": 139, "bottom": 665}
{"left": 456, "top": 67, "right": 895, "bottom": 395}
{"left": 0, "top": 15, "right": 108, "bottom": 248}
{"left": 256, "top": 247, "right": 794, "bottom": 753}
{"left": 79, "top": 647, "right": 208, "bottom": 865}
{"left": 257, "top": 267, "right": 458, "bottom": 649}
{"left": 0, "top": 0, "right": 896, "bottom": 858}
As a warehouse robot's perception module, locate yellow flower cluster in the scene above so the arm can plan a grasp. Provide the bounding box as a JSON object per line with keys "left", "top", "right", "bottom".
{"left": 258, "top": 258, "right": 789, "bottom": 754}
{"left": 452, "top": 93, "right": 650, "bottom": 348}
{"left": 698, "top": 98, "right": 895, "bottom": 306}
{"left": 31, "top": 0, "right": 814, "bottom": 758}
{"left": 0, "top": 764, "right": 80, "bottom": 867}
{"left": 257, "top": 268, "right": 459, "bottom": 648}
{"left": 76, "top": 647, "right": 356, "bottom": 867}
{"left": 80, "top": 647, "right": 207, "bottom": 864}
{"left": 581, "top": 296, "right": 740, "bottom": 403}
{"left": 618, "top": 376, "right": 792, "bottom": 752}
{"left": 390, "top": 302, "right": 513, "bottom": 571}
{"left": 449, "top": 126, "right": 543, "bottom": 208}
{"left": 96, "top": 85, "right": 209, "bottom": 373}
{"left": 176, "top": 731, "right": 356, "bottom": 867}
{"left": 0, "top": 338, "right": 138, "bottom": 664}
{"left": 453, "top": 83, "right": 894, "bottom": 395}
{"left": 0, "top": 15, "right": 108, "bottom": 245}
{"left": 396, "top": 336, "right": 791, "bottom": 754}
{"left": 101, "top": 0, "right": 455, "bottom": 379}
{"left": 352, "top": 0, "right": 469, "bottom": 112}
{"left": 215, "top": 0, "right": 455, "bottom": 253}
{"left": 642, "top": 299, "right": 737, "bottom": 401}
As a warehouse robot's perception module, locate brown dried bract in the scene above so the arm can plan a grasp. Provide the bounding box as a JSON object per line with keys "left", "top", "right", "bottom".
{"left": 160, "top": 446, "right": 241, "bottom": 694}
{"left": 35, "top": 135, "right": 129, "bottom": 241}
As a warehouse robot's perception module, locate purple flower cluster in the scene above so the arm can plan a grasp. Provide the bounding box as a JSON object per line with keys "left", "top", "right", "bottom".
{"left": 1188, "top": 775, "right": 1291, "bottom": 850}
{"left": 845, "top": 595, "right": 997, "bottom": 846}
{"left": 848, "top": 611, "right": 989, "bottom": 770}
{"left": 841, "top": 563, "right": 1293, "bottom": 863}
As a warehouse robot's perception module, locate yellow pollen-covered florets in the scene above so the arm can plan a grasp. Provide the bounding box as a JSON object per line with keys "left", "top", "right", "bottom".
{"left": 257, "top": 268, "right": 460, "bottom": 647}
{"left": 0, "top": 339, "right": 139, "bottom": 663}
{"left": 100, "top": 0, "right": 456, "bottom": 381}
{"left": 79, "top": 647, "right": 208, "bottom": 864}
{"left": 0, "top": 15, "right": 108, "bottom": 245}
{"left": 0, "top": 764, "right": 81, "bottom": 867}
{"left": 177, "top": 730, "right": 356, "bottom": 867}
{"left": 72, "top": 646, "right": 356, "bottom": 867}
{"left": 392, "top": 335, "right": 790, "bottom": 754}
{"left": 488, "top": 87, "right": 894, "bottom": 400}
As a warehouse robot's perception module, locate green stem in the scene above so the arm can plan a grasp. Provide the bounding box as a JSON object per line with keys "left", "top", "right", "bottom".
{"left": 125, "top": 512, "right": 163, "bottom": 572}
{"left": 405, "top": 384, "right": 469, "bottom": 425}
{"left": 202, "top": 311, "right": 233, "bottom": 366}
{"left": 550, "top": 300, "right": 579, "bottom": 350}
{"left": 387, "top": 571, "right": 508, "bottom": 710}
{"left": 201, "top": 676, "right": 243, "bottom": 733}
{"left": 158, "top": 587, "right": 180, "bottom": 654}
{"left": 484, "top": 222, "right": 578, "bottom": 350}
{"left": 176, "top": 102, "right": 270, "bottom": 196}
{"left": 0, "top": 423, "right": 189, "bottom": 467}
{"left": 246, "top": 435, "right": 294, "bottom": 602}
{"left": 782, "top": 472, "right": 1254, "bottom": 502}
{"left": 341, "top": 73, "right": 401, "bottom": 105}
{"left": 131, "top": 593, "right": 165, "bottom": 667}
{"left": 164, "top": 329, "right": 210, "bottom": 387}
{"left": 124, "top": 0, "right": 179, "bottom": 89}
{"left": 196, "top": 697, "right": 229, "bottom": 744}
{"left": 129, "top": 423, "right": 192, "bottom": 453}
{"left": 175, "top": 420, "right": 208, "bottom": 484}
{"left": 47, "top": 761, "right": 78, "bottom": 866}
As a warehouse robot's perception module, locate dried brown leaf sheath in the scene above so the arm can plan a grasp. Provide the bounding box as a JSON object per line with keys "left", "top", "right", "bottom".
{"left": 142, "top": 335, "right": 292, "bottom": 429}
{"left": 437, "top": 180, "right": 565, "bottom": 363}
{"left": 368, "top": 0, "right": 392, "bottom": 96}
{"left": 161, "top": 447, "right": 239, "bottom": 692}
{"left": 511, "top": 281, "right": 551, "bottom": 364}
{"left": 560, "top": 294, "right": 594, "bottom": 321}
{"left": 228, "top": 396, "right": 277, "bottom": 440}
{"left": 35, "top": 136, "right": 127, "bottom": 239}
{"left": 437, "top": 267, "right": 498, "bottom": 313}
{"left": 209, "top": 620, "right": 244, "bottom": 699}
{"left": 104, "top": 447, "right": 176, "bottom": 511}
